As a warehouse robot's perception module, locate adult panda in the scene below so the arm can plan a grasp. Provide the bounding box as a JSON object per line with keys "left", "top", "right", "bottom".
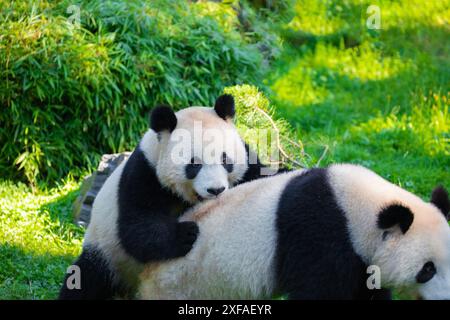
{"left": 59, "top": 94, "right": 284, "bottom": 300}
{"left": 139, "top": 164, "right": 450, "bottom": 300}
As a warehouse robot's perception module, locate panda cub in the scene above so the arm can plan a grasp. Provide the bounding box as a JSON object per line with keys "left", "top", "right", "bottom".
{"left": 59, "top": 95, "right": 281, "bottom": 299}
{"left": 139, "top": 164, "right": 450, "bottom": 300}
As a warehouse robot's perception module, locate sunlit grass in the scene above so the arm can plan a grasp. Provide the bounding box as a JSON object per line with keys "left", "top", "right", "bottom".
{"left": 288, "top": 0, "right": 449, "bottom": 36}
{"left": 288, "top": 0, "right": 352, "bottom": 36}
{"left": 271, "top": 58, "right": 328, "bottom": 106}
{"left": 0, "top": 179, "right": 83, "bottom": 299}
{"left": 309, "top": 42, "right": 412, "bottom": 81}
{"left": 270, "top": 1, "right": 449, "bottom": 191}
{"left": 269, "top": 0, "right": 449, "bottom": 298}
{"left": 354, "top": 94, "right": 449, "bottom": 158}
{"left": 376, "top": 0, "right": 450, "bottom": 29}
{"left": 271, "top": 41, "right": 412, "bottom": 106}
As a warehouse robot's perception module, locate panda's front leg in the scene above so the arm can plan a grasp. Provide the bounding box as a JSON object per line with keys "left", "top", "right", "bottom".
{"left": 118, "top": 211, "right": 199, "bottom": 263}
{"left": 173, "top": 220, "right": 200, "bottom": 257}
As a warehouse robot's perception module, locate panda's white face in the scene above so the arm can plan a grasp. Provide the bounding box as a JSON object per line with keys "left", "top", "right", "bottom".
{"left": 372, "top": 202, "right": 450, "bottom": 300}
{"left": 327, "top": 164, "right": 450, "bottom": 299}
{"left": 417, "top": 222, "right": 450, "bottom": 300}
{"left": 154, "top": 107, "right": 248, "bottom": 204}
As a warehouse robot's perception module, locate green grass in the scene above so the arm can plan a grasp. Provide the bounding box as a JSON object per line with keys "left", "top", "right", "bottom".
{"left": 0, "top": 0, "right": 449, "bottom": 299}
{"left": 0, "top": 179, "right": 83, "bottom": 299}
{"left": 267, "top": 0, "right": 449, "bottom": 299}
{"left": 268, "top": 0, "right": 449, "bottom": 197}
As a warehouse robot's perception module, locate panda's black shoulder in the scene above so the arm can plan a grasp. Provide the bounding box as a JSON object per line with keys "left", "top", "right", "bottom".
{"left": 118, "top": 147, "right": 183, "bottom": 211}
{"left": 277, "top": 168, "right": 329, "bottom": 206}
{"left": 119, "top": 146, "right": 157, "bottom": 191}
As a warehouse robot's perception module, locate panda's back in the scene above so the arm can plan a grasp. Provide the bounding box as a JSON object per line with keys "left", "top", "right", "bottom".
{"left": 139, "top": 170, "right": 304, "bottom": 299}
{"left": 139, "top": 167, "right": 370, "bottom": 299}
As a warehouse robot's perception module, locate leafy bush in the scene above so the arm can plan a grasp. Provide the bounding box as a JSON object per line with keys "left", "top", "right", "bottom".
{"left": 0, "top": 0, "right": 268, "bottom": 185}
{"left": 226, "top": 84, "right": 309, "bottom": 169}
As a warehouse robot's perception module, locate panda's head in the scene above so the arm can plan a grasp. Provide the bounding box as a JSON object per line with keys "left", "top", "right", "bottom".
{"left": 373, "top": 186, "right": 450, "bottom": 299}
{"left": 146, "top": 94, "right": 248, "bottom": 204}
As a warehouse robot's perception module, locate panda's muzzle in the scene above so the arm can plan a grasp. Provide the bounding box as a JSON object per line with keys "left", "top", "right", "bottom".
{"left": 195, "top": 187, "right": 225, "bottom": 202}
{"left": 207, "top": 187, "right": 225, "bottom": 196}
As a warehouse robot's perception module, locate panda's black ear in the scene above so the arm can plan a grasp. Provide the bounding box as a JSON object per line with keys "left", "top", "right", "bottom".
{"left": 150, "top": 105, "right": 177, "bottom": 133}
{"left": 377, "top": 204, "right": 414, "bottom": 234}
{"left": 214, "top": 94, "right": 235, "bottom": 121}
{"left": 430, "top": 185, "right": 449, "bottom": 220}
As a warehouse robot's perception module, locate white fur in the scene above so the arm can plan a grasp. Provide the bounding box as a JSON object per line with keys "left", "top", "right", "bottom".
{"left": 193, "top": 165, "right": 230, "bottom": 199}
{"left": 140, "top": 130, "right": 159, "bottom": 167}
{"left": 138, "top": 171, "right": 304, "bottom": 299}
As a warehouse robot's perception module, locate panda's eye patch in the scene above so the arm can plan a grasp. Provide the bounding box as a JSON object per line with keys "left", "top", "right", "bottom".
{"left": 221, "top": 152, "right": 233, "bottom": 173}
{"left": 185, "top": 157, "right": 202, "bottom": 179}
{"left": 416, "top": 261, "right": 436, "bottom": 284}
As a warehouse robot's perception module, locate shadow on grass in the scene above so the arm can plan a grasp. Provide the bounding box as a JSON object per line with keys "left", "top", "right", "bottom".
{"left": 269, "top": 20, "right": 449, "bottom": 137}
{"left": 272, "top": 69, "right": 417, "bottom": 130}
{"left": 281, "top": 28, "right": 362, "bottom": 49}
{"left": 267, "top": 18, "right": 450, "bottom": 196}
{"left": 39, "top": 185, "right": 85, "bottom": 240}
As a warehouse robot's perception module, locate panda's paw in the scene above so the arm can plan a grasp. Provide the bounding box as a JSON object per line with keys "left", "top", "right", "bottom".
{"left": 174, "top": 221, "right": 199, "bottom": 257}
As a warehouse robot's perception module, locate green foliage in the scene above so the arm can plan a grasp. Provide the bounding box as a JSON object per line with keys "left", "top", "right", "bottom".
{"left": 245, "top": 0, "right": 295, "bottom": 19}
{"left": 226, "top": 84, "right": 309, "bottom": 168}
{"left": 0, "top": 0, "right": 264, "bottom": 185}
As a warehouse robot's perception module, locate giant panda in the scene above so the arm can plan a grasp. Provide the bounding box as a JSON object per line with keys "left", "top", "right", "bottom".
{"left": 138, "top": 164, "right": 450, "bottom": 300}
{"left": 59, "top": 94, "right": 285, "bottom": 300}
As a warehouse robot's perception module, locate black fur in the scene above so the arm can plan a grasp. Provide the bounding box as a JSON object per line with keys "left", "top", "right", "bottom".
{"left": 150, "top": 105, "right": 177, "bottom": 133}
{"left": 59, "top": 246, "right": 117, "bottom": 300}
{"left": 377, "top": 204, "right": 414, "bottom": 234}
{"left": 416, "top": 261, "right": 436, "bottom": 284}
{"left": 242, "top": 143, "right": 290, "bottom": 182}
{"left": 214, "top": 94, "right": 235, "bottom": 120}
{"left": 222, "top": 152, "right": 233, "bottom": 173}
{"left": 185, "top": 157, "right": 202, "bottom": 179}
{"left": 118, "top": 147, "right": 198, "bottom": 263}
{"left": 430, "top": 185, "right": 450, "bottom": 219}
{"left": 275, "top": 169, "right": 390, "bottom": 300}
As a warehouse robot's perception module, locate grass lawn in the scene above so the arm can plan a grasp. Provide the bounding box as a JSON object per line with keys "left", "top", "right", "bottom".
{"left": 0, "top": 179, "right": 83, "bottom": 299}
{"left": 268, "top": 0, "right": 449, "bottom": 200}
{"left": 0, "top": 0, "right": 448, "bottom": 299}
{"left": 267, "top": 0, "right": 449, "bottom": 299}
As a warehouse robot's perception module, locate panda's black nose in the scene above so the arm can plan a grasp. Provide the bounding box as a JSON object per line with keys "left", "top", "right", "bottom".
{"left": 207, "top": 187, "right": 225, "bottom": 196}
